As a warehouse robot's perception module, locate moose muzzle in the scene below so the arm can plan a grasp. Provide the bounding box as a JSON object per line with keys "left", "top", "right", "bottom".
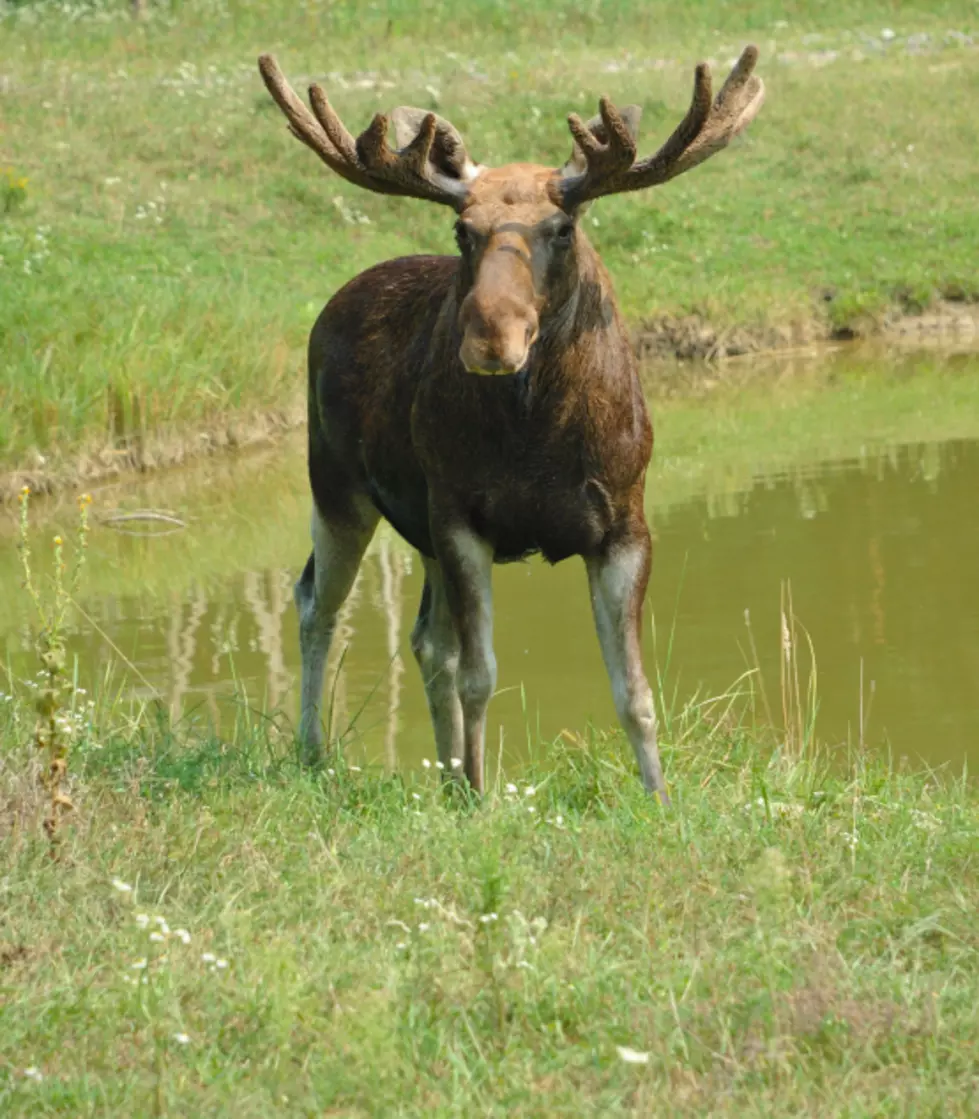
{"left": 458, "top": 238, "right": 540, "bottom": 375}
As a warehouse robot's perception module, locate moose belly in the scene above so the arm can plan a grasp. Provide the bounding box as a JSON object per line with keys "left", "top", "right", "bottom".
{"left": 367, "top": 464, "right": 614, "bottom": 565}
{"left": 470, "top": 478, "right": 613, "bottom": 564}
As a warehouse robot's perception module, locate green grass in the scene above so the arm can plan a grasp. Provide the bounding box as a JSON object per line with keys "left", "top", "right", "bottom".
{"left": 0, "top": 680, "right": 977, "bottom": 1115}
{"left": 1, "top": 1, "right": 978, "bottom": 481}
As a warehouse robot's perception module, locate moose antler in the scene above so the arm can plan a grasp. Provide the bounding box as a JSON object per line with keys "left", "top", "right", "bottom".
{"left": 258, "top": 54, "right": 476, "bottom": 208}
{"left": 556, "top": 45, "right": 764, "bottom": 209}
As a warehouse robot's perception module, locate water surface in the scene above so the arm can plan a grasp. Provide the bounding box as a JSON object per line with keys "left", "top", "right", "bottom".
{"left": 3, "top": 347, "right": 978, "bottom": 773}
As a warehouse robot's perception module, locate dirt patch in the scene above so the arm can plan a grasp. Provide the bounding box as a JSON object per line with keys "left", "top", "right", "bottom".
{"left": 882, "top": 300, "right": 979, "bottom": 343}
{"left": 0, "top": 943, "right": 30, "bottom": 971}
{"left": 636, "top": 313, "right": 823, "bottom": 363}
{"left": 781, "top": 981, "right": 902, "bottom": 1042}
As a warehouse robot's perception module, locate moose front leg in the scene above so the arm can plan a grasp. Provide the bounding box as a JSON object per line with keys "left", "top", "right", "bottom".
{"left": 433, "top": 524, "right": 496, "bottom": 795}
{"left": 586, "top": 526, "right": 669, "bottom": 805}
{"left": 411, "top": 559, "right": 465, "bottom": 775}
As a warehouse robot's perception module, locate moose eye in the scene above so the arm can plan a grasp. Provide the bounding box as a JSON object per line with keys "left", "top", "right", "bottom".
{"left": 554, "top": 222, "right": 575, "bottom": 247}
{"left": 455, "top": 222, "right": 474, "bottom": 253}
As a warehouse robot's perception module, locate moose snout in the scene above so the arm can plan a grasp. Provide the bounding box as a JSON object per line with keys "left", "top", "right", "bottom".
{"left": 459, "top": 311, "right": 539, "bottom": 376}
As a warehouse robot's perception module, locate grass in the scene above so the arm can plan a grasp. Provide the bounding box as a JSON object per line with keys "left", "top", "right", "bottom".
{"left": 2, "top": 0, "right": 979, "bottom": 484}
{"left": 1, "top": 680, "right": 977, "bottom": 1115}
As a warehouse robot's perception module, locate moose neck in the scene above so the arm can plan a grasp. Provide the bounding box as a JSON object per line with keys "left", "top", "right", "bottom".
{"left": 526, "top": 233, "right": 625, "bottom": 389}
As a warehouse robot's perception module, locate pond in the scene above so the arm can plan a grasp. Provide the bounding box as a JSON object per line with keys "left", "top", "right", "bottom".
{"left": 3, "top": 345, "right": 978, "bottom": 775}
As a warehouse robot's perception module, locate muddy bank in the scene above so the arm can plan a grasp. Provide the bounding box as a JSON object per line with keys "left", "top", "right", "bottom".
{"left": 4, "top": 300, "right": 979, "bottom": 504}
{"left": 1, "top": 401, "right": 304, "bottom": 506}
{"left": 636, "top": 297, "right": 979, "bottom": 363}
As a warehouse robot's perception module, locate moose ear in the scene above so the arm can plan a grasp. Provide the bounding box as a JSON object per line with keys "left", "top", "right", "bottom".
{"left": 390, "top": 106, "right": 483, "bottom": 182}
{"left": 561, "top": 103, "right": 642, "bottom": 177}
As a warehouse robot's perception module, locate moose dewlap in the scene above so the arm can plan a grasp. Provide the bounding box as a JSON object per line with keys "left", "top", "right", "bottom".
{"left": 258, "top": 49, "right": 764, "bottom": 803}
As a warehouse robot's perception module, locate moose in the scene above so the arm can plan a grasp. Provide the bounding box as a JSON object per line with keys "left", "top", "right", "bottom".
{"left": 258, "top": 48, "right": 764, "bottom": 804}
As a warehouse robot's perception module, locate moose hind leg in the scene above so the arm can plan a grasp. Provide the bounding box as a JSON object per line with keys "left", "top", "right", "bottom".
{"left": 295, "top": 499, "right": 377, "bottom": 763}
{"left": 585, "top": 529, "right": 669, "bottom": 805}
{"left": 410, "top": 559, "right": 465, "bottom": 775}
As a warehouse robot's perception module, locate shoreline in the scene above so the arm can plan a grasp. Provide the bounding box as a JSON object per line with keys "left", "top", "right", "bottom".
{"left": 4, "top": 299, "right": 977, "bottom": 505}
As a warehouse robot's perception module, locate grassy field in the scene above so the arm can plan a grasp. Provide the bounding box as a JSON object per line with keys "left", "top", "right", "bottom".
{"left": 1, "top": 679, "right": 977, "bottom": 1115}
{"left": 1, "top": 0, "right": 978, "bottom": 488}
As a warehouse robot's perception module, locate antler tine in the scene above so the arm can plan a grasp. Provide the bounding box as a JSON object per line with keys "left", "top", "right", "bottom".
{"left": 566, "top": 97, "right": 637, "bottom": 181}
{"left": 648, "top": 44, "right": 764, "bottom": 182}
{"left": 307, "top": 83, "right": 363, "bottom": 169}
{"left": 258, "top": 54, "right": 344, "bottom": 168}
{"left": 635, "top": 62, "right": 713, "bottom": 182}
{"left": 395, "top": 113, "right": 441, "bottom": 179}
{"left": 558, "top": 45, "right": 764, "bottom": 208}
{"left": 258, "top": 53, "right": 469, "bottom": 208}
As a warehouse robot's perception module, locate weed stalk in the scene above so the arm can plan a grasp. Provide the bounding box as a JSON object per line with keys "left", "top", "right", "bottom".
{"left": 16, "top": 486, "right": 92, "bottom": 850}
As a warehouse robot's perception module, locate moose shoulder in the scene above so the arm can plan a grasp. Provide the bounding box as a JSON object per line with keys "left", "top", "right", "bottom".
{"left": 259, "top": 49, "right": 765, "bottom": 803}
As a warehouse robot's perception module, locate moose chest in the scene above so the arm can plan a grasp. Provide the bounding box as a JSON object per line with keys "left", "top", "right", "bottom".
{"left": 391, "top": 368, "right": 645, "bottom": 563}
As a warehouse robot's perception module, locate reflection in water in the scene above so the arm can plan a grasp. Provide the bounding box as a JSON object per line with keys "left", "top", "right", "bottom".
{"left": 137, "top": 535, "right": 413, "bottom": 757}
{"left": 3, "top": 363, "right": 979, "bottom": 775}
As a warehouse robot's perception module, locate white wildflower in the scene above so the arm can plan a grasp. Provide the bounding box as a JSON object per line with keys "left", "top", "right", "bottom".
{"left": 201, "top": 952, "right": 216, "bottom": 963}
{"left": 617, "top": 1045, "right": 650, "bottom": 1065}
{"left": 111, "top": 878, "right": 133, "bottom": 894}
{"left": 172, "top": 1032, "right": 191, "bottom": 1045}
{"left": 479, "top": 912, "right": 498, "bottom": 924}
{"left": 505, "top": 783, "right": 518, "bottom": 794}
{"left": 421, "top": 758, "right": 432, "bottom": 769}
{"left": 149, "top": 932, "right": 165, "bottom": 943}
{"left": 524, "top": 785, "right": 536, "bottom": 797}
{"left": 153, "top": 917, "right": 170, "bottom": 934}
{"left": 214, "top": 958, "right": 228, "bottom": 970}
{"left": 23, "top": 1067, "right": 43, "bottom": 1082}
{"left": 450, "top": 757, "right": 463, "bottom": 770}
{"left": 135, "top": 913, "right": 150, "bottom": 929}
{"left": 131, "top": 959, "right": 148, "bottom": 970}
{"left": 174, "top": 928, "right": 191, "bottom": 945}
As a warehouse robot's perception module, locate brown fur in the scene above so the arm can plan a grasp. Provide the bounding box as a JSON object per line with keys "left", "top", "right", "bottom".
{"left": 308, "top": 177, "right": 646, "bottom": 565}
